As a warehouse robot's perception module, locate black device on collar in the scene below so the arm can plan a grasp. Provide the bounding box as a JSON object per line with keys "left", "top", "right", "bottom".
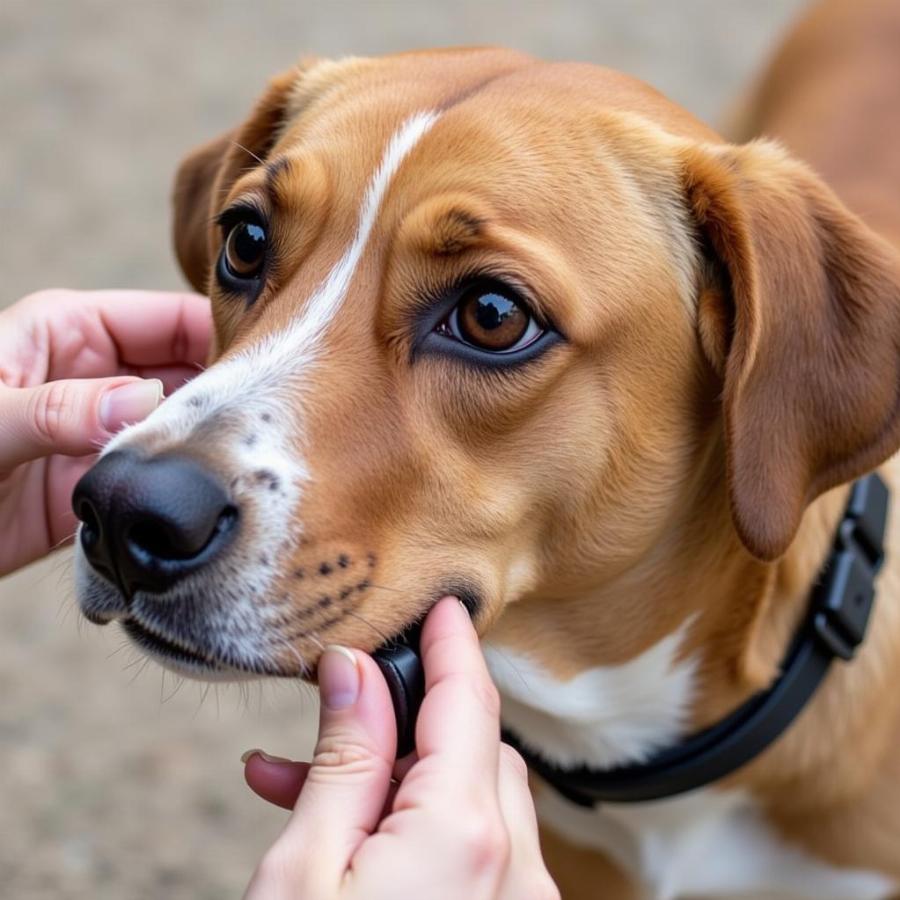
{"left": 502, "top": 473, "right": 889, "bottom": 807}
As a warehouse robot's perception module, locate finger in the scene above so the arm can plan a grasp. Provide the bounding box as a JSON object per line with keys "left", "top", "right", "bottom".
{"left": 243, "top": 754, "right": 403, "bottom": 823}
{"left": 281, "top": 647, "right": 396, "bottom": 884}
{"left": 243, "top": 751, "right": 310, "bottom": 811}
{"left": 496, "top": 744, "right": 543, "bottom": 862}
{"left": 129, "top": 364, "right": 202, "bottom": 397}
{"left": 496, "top": 746, "right": 560, "bottom": 900}
{"left": 0, "top": 377, "right": 162, "bottom": 470}
{"left": 89, "top": 290, "right": 212, "bottom": 367}
{"left": 410, "top": 597, "right": 502, "bottom": 793}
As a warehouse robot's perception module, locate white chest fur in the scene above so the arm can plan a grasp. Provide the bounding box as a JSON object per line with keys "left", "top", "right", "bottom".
{"left": 483, "top": 638, "right": 895, "bottom": 899}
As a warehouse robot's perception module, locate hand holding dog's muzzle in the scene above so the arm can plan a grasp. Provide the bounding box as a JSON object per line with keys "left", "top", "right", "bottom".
{"left": 243, "top": 597, "right": 559, "bottom": 900}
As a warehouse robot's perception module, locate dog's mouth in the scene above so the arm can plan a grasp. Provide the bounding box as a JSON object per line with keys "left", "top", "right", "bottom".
{"left": 122, "top": 619, "right": 220, "bottom": 671}
{"left": 117, "top": 616, "right": 286, "bottom": 679}
{"left": 116, "top": 608, "right": 425, "bottom": 681}
{"left": 88, "top": 575, "right": 480, "bottom": 683}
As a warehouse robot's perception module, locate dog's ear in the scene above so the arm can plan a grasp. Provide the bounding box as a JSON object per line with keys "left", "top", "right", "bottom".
{"left": 682, "top": 140, "right": 900, "bottom": 560}
{"left": 172, "top": 69, "right": 299, "bottom": 292}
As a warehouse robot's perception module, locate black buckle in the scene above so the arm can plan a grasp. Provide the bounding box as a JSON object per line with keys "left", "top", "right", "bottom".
{"left": 812, "top": 474, "right": 888, "bottom": 661}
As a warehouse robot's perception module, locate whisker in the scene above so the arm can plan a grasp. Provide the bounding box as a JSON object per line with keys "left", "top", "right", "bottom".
{"left": 344, "top": 609, "right": 391, "bottom": 645}
{"left": 275, "top": 636, "right": 309, "bottom": 676}
{"left": 122, "top": 655, "right": 144, "bottom": 672}
{"left": 106, "top": 640, "right": 130, "bottom": 661}
{"left": 36, "top": 552, "right": 75, "bottom": 586}
{"left": 49, "top": 530, "right": 78, "bottom": 554}
{"left": 162, "top": 676, "right": 186, "bottom": 705}
{"left": 365, "top": 581, "right": 406, "bottom": 596}
{"left": 490, "top": 645, "right": 532, "bottom": 694}
{"left": 128, "top": 657, "right": 152, "bottom": 684}
{"left": 193, "top": 682, "right": 213, "bottom": 721}
{"left": 304, "top": 631, "right": 325, "bottom": 652}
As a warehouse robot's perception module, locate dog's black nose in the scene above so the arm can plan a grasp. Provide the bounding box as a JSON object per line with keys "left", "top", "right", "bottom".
{"left": 72, "top": 450, "right": 238, "bottom": 595}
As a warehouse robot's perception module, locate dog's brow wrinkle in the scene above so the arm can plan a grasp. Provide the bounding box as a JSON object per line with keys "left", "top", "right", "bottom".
{"left": 264, "top": 156, "right": 291, "bottom": 202}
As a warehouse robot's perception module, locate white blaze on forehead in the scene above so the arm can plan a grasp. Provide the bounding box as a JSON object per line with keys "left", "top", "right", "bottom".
{"left": 293, "top": 109, "right": 441, "bottom": 353}
{"left": 105, "top": 108, "right": 441, "bottom": 456}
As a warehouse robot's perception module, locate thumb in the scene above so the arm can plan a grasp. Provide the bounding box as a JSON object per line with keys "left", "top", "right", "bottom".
{"left": 0, "top": 377, "right": 162, "bottom": 471}
{"left": 278, "top": 646, "right": 397, "bottom": 889}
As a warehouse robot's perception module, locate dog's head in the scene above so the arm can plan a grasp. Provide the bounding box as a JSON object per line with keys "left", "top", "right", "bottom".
{"left": 74, "top": 50, "right": 900, "bottom": 681}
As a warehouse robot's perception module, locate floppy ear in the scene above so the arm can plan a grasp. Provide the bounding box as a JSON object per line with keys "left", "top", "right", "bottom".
{"left": 682, "top": 140, "right": 900, "bottom": 560}
{"left": 171, "top": 69, "right": 299, "bottom": 293}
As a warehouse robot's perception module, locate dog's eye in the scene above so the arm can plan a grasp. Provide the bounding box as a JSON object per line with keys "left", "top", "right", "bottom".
{"left": 439, "top": 285, "right": 543, "bottom": 353}
{"left": 223, "top": 219, "right": 267, "bottom": 280}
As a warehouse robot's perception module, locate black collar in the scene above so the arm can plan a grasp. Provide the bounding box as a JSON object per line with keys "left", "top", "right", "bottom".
{"left": 502, "top": 473, "right": 889, "bottom": 807}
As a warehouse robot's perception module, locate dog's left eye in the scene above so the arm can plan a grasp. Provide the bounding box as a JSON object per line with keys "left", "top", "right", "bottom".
{"left": 437, "top": 284, "right": 543, "bottom": 353}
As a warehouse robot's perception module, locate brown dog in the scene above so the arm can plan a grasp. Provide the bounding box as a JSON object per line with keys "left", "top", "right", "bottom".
{"left": 73, "top": 1, "right": 900, "bottom": 895}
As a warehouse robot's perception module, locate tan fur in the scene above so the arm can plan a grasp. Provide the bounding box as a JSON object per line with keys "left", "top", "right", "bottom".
{"left": 165, "top": 16, "right": 900, "bottom": 895}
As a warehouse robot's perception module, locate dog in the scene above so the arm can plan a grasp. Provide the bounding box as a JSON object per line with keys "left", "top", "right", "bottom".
{"left": 73, "top": 0, "right": 900, "bottom": 895}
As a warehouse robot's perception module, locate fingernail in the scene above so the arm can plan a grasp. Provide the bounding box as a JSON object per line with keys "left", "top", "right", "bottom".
{"left": 241, "top": 748, "right": 291, "bottom": 765}
{"left": 319, "top": 645, "right": 359, "bottom": 711}
{"left": 100, "top": 379, "right": 163, "bottom": 432}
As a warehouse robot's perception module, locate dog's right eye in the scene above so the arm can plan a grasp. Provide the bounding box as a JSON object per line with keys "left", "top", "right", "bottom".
{"left": 223, "top": 219, "right": 267, "bottom": 281}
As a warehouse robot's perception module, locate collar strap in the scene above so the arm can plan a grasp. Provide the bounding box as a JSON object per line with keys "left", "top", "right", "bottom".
{"left": 503, "top": 473, "right": 889, "bottom": 807}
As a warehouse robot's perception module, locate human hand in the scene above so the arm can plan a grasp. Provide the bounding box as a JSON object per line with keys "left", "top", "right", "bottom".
{"left": 242, "top": 597, "right": 559, "bottom": 900}
{"left": 0, "top": 289, "right": 211, "bottom": 575}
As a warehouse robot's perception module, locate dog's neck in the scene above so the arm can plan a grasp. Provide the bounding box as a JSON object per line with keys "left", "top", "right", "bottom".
{"left": 486, "top": 463, "right": 859, "bottom": 778}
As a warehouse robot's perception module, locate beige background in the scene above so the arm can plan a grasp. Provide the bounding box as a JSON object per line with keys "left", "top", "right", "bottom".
{"left": 1, "top": 2, "right": 807, "bottom": 896}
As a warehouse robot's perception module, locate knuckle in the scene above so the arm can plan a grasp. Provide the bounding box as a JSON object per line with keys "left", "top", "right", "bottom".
{"left": 29, "top": 381, "right": 75, "bottom": 445}
{"left": 469, "top": 675, "right": 502, "bottom": 720}
{"left": 309, "top": 734, "right": 387, "bottom": 780}
{"left": 456, "top": 814, "right": 510, "bottom": 876}
{"left": 499, "top": 743, "right": 529, "bottom": 782}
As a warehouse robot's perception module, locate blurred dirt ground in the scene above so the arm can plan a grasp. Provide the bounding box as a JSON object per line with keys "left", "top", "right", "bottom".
{"left": 1, "top": 1, "right": 806, "bottom": 896}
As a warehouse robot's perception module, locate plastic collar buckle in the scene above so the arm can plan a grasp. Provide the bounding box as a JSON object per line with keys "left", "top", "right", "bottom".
{"left": 812, "top": 474, "right": 888, "bottom": 661}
